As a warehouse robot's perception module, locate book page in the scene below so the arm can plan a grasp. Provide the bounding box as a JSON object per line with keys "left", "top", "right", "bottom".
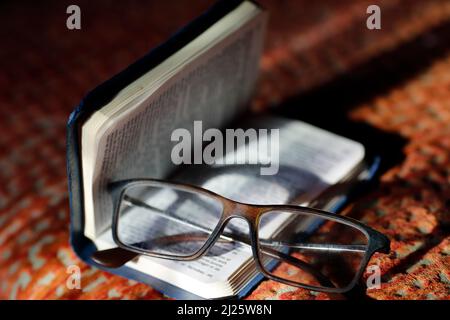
{"left": 96, "top": 116, "right": 365, "bottom": 291}
{"left": 82, "top": 2, "right": 266, "bottom": 239}
{"left": 167, "top": 116, "right": 364, "bottom": 235}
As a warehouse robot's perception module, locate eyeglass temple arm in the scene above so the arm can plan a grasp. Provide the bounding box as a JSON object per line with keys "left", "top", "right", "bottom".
{"left": 91, "top": 233, "right": 334, "bottom": 288}
{"left": 123, "top": 195, "right": 367, "bottom": 253}
{"left": 92, "top": 196, "right": 364, "bottom": 269}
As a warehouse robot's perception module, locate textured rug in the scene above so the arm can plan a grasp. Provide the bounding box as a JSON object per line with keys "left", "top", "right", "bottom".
{"left": 0, "top": 0, "right": 449, "bottom": 299}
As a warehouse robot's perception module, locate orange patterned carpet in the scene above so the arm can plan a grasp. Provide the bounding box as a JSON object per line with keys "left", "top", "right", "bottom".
{"left": 0, "top": 0, "right": 449, "bottom": 299}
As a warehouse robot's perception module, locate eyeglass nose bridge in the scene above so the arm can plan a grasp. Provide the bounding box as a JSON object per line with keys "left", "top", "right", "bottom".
{"left": 217, "top": 201, "right": 261, "bottom": 247}
{"left": 222, "top": 200, "right": 260, "bottom": 221}
{"left": 215, "top": 205, "right": 260, "bottom": 249}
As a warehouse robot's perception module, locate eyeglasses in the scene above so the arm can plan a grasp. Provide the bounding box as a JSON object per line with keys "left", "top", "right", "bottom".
{"left": 92, "top": 179, "right": 390, "bottom": 293}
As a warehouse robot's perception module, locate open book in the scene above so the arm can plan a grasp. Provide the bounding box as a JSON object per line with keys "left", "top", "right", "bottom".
{"left": 68, "top": 0, "right": 375, "bottom": 299}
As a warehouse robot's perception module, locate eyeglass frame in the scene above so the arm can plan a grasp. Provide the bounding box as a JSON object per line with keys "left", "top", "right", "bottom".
{"left": 99, "top": 178, "right": 390, "bottom": 294}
